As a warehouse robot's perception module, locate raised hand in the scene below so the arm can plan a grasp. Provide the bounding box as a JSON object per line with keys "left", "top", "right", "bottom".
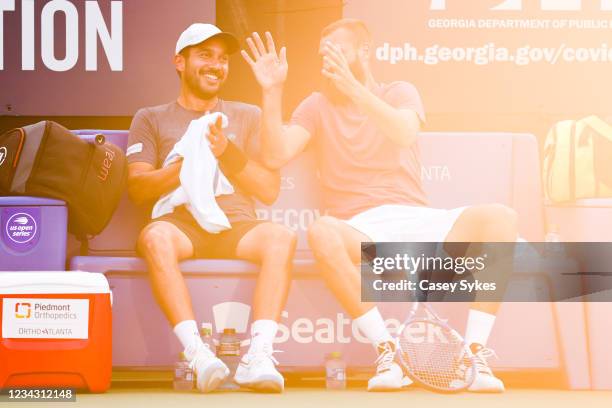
{"left": 241, "top": 32, "right": 288, "bottom": 91}
{"left": 321, "top": 41, "right": 362, "bottom": 98}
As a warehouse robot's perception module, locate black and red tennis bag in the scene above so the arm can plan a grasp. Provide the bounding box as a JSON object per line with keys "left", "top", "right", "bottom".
{"left": 0, "top": 121, "right": 127, "bottom": 238}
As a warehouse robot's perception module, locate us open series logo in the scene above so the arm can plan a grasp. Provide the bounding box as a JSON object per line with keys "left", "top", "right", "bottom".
{"left": 5, "top": 212, "right": 37, "bottom": 244}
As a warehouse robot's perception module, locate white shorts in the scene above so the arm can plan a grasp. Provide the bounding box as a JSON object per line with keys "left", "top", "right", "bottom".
{"left": 343, "top": 204, "right": 467, "bottom": 242}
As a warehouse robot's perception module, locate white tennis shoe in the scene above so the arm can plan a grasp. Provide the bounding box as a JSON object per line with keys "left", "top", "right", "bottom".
{"left": 367, "top": 341, "right": 413, "bottom": 392}
{"left": 467, "top": 343, "right": 505, "bottom": 392}
{"left": 234, "top": 343, "right": 284, "bottom": 393}
{"left": 186, "top": 343, "right": 229, "bottom": 393}
{"left": 452, "top": 343, "right": 505, "bottom": 393}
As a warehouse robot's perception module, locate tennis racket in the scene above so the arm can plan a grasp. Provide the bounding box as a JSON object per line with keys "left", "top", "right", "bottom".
{"left": 396, "top": 301, "right": 477, "bottom": 393}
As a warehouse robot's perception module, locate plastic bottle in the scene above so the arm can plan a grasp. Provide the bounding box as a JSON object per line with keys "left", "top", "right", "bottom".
{"left": 200, "top": 322, "right": 214, "bottom": 349}
{"left": 173, "top": 352, "right": 194, "bottom": 391}
{"left": 545, "top": 224, "right": 561, "bottom": 243}
{"left": 217, "top": 328, "right": 240, "bottom": 390}
{"left": 545, "top": 224, "right": 565, "bottom": 258}
{"left": 325, "top": 351, "right": 347, "bottom": 390}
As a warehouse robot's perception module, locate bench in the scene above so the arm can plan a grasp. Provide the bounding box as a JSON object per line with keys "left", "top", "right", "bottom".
{"left": 68, "top": 130, "right": 589, "bottom": 388}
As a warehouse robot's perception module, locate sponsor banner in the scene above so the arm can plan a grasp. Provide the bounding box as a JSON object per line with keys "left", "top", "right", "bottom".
{"left": 209, "top": 301, "right": 400, "bottom": 346}
{"left": 1, "top": 0, "right": 215, "bottom": 116}
{"left": 1, "top": 207, "right": 40, "bottom": 252}
{"left": 256, "top": 208, "right": 324, "bottom": 233}
{"left": 344, "top": 0, "right": 612, "bottom": 116}
{"left": 361, "top": 242, "right": 612, "bottom": 302}
{"left": 2, "top": 298, "right": 89, "bottom": 339}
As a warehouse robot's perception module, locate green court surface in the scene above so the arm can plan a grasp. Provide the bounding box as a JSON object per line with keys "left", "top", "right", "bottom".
{"left": 60, "top": 388, "right": 612, "bottom": 408}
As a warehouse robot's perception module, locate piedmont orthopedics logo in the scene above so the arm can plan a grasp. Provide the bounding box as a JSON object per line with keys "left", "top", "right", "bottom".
{"left": 2, "top": 298, "right": 89, "bottom": 339}
{"left": 0, "top": 0, "right": 123, "bottom": 71}
{"left": 14, "top": 302, "right": 31, "bottom": 318}
{"left": 430, "top": 0, "right": 612, "bottom": 11}
{"left": 5, "top": 212, "right": 37, "bottom": 244}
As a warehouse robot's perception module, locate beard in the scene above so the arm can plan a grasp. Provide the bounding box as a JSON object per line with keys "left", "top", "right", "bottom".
{"left": 321, "top": 59, "right": 366, "bottom": 105}
{"left": 184, "top": 67, "right": 224, "bottom": 101}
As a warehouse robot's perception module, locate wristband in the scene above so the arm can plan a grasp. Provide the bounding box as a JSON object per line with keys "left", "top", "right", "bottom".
{"left": 218, "top": 140, "right": 248, "bottom": 175}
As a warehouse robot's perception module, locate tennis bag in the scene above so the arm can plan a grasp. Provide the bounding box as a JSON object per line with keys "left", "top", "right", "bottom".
{"left": 543, "top": 115, "right": 612, "bottom": 203}
{"left": 0, "top": 121, "right": 127, "bottom": 238}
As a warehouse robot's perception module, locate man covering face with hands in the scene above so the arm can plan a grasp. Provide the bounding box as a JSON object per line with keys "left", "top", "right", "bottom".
{"left": 243, "top": 19, "right": 517, "bottom": 393}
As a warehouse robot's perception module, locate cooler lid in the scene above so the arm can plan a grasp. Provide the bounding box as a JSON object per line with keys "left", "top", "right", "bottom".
{"left": 0, "top": 196, "right": 65, "bottom": 206}
{"left": 0, "top": 272, "right": 109, "bottom": 294}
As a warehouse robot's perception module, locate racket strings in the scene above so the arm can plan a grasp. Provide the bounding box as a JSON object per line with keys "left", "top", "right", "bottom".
{"left": 399, "top": 322, "right": 474, "bottom": 391}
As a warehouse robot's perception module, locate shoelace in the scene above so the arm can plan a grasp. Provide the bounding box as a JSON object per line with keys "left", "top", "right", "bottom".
{"left": 244, "top": 343, "right": 282, "bottom": 368}
{"left": 187, "top": 343, "right": 215, "bottom": 370}
{"left": 374, "top": 342, "right": 396, "bottom": 374}
{"left": 473, "top": 347, "right": 498, "bottom": 375}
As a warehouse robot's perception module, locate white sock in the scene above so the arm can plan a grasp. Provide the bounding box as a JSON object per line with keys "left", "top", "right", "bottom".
{"left": 173, "top": 320, "right": 203, "bottom": 358}
{"left": 354, "top": 307, "right": 393, "bottom": 347}
{"left": 464, "top": 309, "right": 496, "bottom": 346}
{"left": 248, "top": 319, "right": 278, "bottom": 352}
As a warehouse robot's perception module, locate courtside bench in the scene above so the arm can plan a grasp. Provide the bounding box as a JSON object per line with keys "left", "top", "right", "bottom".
{"left": 68, "top": 130, "right": 590, "bottom": 389}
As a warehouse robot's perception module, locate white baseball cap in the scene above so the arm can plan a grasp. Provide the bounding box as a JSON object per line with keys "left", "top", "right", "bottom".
{"left": 175, "top": 23, "right": 239, "bottom": 55}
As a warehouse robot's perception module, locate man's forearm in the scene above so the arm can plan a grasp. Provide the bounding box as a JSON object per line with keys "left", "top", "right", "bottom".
{"left": 220, "top": 159, "right": 280, "bottom": 205}
{"left": 352, "top": 84, "right": 420, "bottom": 147}
{"left": 261, "top": 86, "right": 288, "bottom": 168}
{"left": 128, "top": 161, "right": 182, "bottom": 205}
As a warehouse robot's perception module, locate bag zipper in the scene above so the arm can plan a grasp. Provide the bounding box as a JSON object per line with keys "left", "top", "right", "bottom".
{"left": 12, "top": 128, "right": 26, "bottom": 169}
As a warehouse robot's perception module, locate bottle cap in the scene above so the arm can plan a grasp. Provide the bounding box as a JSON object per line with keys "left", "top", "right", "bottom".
{"left": 223, "top": 328, "right": 236, "bottom": 334}
{"left": 179, "top": 351, "right": 187, "bottom": 360}
{"left": 200, "top": 322, "right": 213, "bottom": 335}
{"left": 329, "top": 351, "right": 342, "bottom": 359}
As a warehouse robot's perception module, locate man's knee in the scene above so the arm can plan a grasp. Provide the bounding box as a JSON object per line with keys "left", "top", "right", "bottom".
{"left": 307, "top": 216, "right": 344, "bottom": 257}
{"left": 137, "top": 222, "right": 178, "bottom": 259}
{"left": 479, "top": 204, "right": 518, "bottom": 229}
{"left": 466, "top": 204, "right": 518, "bottom": 237}
{"left": 259, "top": 223, "right": 298, "bottom": 258}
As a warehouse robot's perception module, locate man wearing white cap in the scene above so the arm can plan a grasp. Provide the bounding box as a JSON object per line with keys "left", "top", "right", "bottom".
{"left": 127, "top": 23, "right": 293, "bottom": 393}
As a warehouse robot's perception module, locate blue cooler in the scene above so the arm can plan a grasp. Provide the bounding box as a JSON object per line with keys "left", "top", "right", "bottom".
{"left": 0, "top": 197, "right": 67, "bottom": 270}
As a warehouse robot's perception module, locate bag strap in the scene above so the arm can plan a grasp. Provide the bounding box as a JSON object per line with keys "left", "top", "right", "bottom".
{"left": 78, "top": 237, "right": 89, "bottom": 256}
{"left": 544, "top": 125, "right": 558, "bottom": 200}
{"left": 579, "top": 116, "right": 612, "bottom": 196}
{"left": 581, "top": 115, "right": 612, "bottom": 142}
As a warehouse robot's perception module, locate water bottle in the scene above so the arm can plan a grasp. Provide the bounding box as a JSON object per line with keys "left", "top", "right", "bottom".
{"left": 173, "top": 352, "right": 194, "bottom": 391}
{"left": 325, "top": 351, "right": 347, "bottom": 390}
{"left": 200, "top": 322, "right": 214, "bottom": 349}
{"left": 545, "top": 224, "right": 565, "bottom": 258}
{"left": 217, "top": 328, "right": 240, "bottom": 390}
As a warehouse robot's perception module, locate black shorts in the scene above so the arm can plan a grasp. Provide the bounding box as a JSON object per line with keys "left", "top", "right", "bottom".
{"left": 155, "top": 206, "right": 263, "bottom": 259}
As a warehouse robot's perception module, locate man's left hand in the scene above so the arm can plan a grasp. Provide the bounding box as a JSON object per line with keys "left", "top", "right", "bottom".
{"left": 321, "top": 41, "right": 363, "bottom": 98}
{"left": 207, "top": 115, "right": 228, "bottom": 157}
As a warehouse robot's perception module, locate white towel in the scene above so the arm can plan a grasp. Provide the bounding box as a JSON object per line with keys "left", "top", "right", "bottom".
{"left": 152, "top": 112, "right": 234, "bottom": 233}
